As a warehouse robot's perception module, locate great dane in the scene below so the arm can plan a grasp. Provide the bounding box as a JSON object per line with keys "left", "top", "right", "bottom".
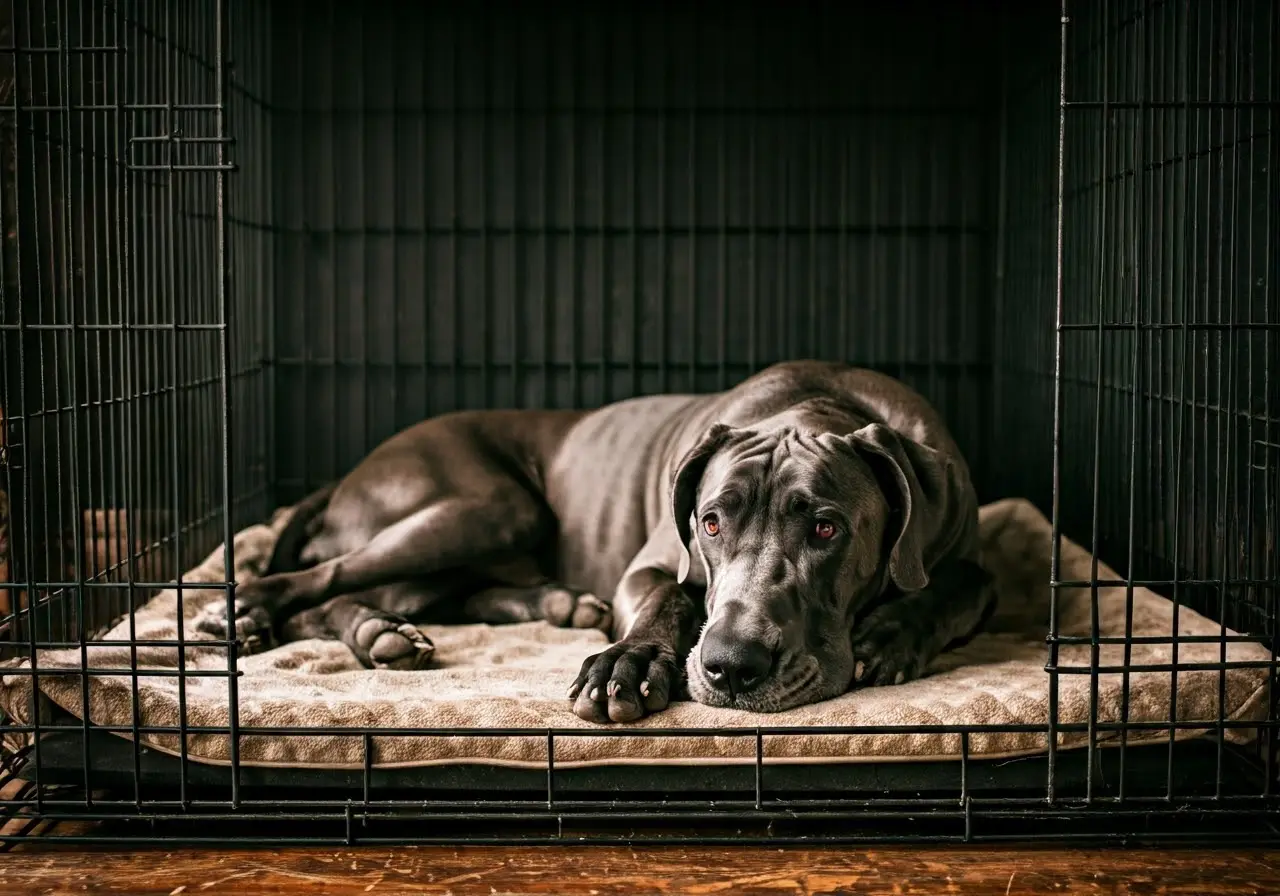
{"left": 196, "top": 361, "right": 992, "bottom": 722}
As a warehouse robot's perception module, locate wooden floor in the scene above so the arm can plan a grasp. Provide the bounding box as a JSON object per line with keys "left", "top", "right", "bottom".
{"left": 1, "top": 845, "right": 1278, "bottom": 895}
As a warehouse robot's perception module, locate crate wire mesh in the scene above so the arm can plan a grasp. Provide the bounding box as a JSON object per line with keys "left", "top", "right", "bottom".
{"left": 1050, "top": 0, "right": 1280, "bottom": 803}
{"left": 0, "top": 0, "right": 1275, "bottom": 844}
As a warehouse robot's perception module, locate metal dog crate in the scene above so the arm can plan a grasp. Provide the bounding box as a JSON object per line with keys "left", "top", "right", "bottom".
{"left": 0, "top": 0, "right": 1277, "bottom": 845}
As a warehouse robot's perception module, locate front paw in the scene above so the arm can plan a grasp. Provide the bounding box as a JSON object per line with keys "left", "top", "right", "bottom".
{"left": 568, "top": 640, "right": 680, "bottom": 723}
{"left": 850, "top": 614, "right": 934, "bottom": 688}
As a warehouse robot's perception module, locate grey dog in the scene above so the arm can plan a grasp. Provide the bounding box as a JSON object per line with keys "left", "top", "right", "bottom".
{"left": 195, "top": 361, "right": 993, "bottom": 722}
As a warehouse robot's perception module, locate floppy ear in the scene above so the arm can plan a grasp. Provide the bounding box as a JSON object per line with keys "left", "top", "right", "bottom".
{"left": 671, "top": 423, "right": 741, "bottom": 585}
{"left": 845, "top": 423, "right": 962, "bottom": 594}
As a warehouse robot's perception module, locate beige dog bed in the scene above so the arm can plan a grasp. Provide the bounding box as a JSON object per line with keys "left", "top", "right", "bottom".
{"left": 1, "top": 498, "right": 1271, "bottom": 770}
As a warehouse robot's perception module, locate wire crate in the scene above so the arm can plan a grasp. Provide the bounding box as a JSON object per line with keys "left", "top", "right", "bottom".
{"left": 0, "top": 0, "right": 1277, "bottom": 846}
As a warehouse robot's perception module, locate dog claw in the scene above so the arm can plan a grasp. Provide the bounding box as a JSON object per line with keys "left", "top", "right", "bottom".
{"left": 567, "top": 682, "right": 582, "bottom": 700}
{"left": 589, "top": 687, "right": 600, "bottom": 701}
{"left": 893, "top": 670, "right": 905, "bottom": 685}
{"left": 639, "top": 680, "right": 650, "bottom": 697}
{"left": 607, "top": 680, "right": 619, "bottom": 697}
{"left": 854, "top": 661, "right": 866, "bottom": 681}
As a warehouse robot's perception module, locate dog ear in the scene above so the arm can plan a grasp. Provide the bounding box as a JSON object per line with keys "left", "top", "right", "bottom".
{"left": 671, "top": 423, "right": 740, "bottom": 585}
{"left": 845, "top": 423, "right": 961, "bottom": 594}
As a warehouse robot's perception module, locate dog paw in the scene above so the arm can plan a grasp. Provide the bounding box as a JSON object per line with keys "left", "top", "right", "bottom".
{"left": 850, "top": 617, "right": 933, "bottom": 688}
{"left": 193, "top": 597, "right": 274, "bottom": 652}
{"left": 539, "top": 587, "right": 613, "bottom": 633}
{"left": 355, "top": 618, "right": 435, "bottom": 671}
{"left": 568, "top": 640, "right": 679, "bottom": 723}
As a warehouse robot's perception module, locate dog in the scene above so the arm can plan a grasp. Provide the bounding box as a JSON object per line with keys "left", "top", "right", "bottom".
{"left": 196, "top": 360, "right": 993, "bottom": 722}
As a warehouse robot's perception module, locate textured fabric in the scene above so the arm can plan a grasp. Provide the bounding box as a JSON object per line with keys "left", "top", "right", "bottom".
{"left": 1, "top": 498, "right": 1270, "bottom": 770}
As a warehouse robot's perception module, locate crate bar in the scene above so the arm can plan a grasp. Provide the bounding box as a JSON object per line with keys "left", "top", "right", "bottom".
{"left": 806, "top": 9, "right": 819, "bottom": 365}
{"left": 109, "top": 0, "right": 137, "bottom": 815}
{"left": 837, "top": 45, "right": 849, "bottom": 374}
{"left": 95, "top": 0, "right": 126, "bottom": 636}
{"left": 540, "top": 22, "right": 552, "bottom": 408}
{"left": 327, "top": 1, "right": 340, "bottom": 492}
{"left": 1084, "top": 0, "right": 1114, "bottom": 805}
{"left": 361, "top": 732, "right": 371, "bottom": 810}
{"left": 212, "top": 0, "right": 241, "bottom": 808}
{"left": 481, "top": 6, "right": 492, "bottom": 411}
{"left": 133, "top": 0, "right": 161, "bottom": 810}
{"left": 510, "top": 9, "right": 522, "bottom": 409}
{"left": 1064, "top": 99, "right": 1279, "bottom": 108}
{"left": 1166, "top": 0, "right": 1193, "bottom": 802}
{"left": 1265, "top": 0, "right": 1280, "bottom": 800}
{"left": 545, "top": 730, "right": 555, "bottom": 809}
{"left": 7, "top": 718, "right": 1274, "bottom": 738}
{"left": 1118, "top": 0, "right": 1151, "bottom": 801}
{"left": 26, "top": 827, "right": 1280, "bottom": 846}
{"left": 293, "top": 3, "right": 309, "bottom": 493}
{"left": 125, "top": 164, "right": 235, "bottom": 172}
{"left": 1058, "top": 322, "right": 1280, "bottom": 330}
{"left": 747, "top": 7, "right": 752, "bottom": 378}
{"left": 161, "top": 0, "right": 193, "bottom": 807}
{"left": 627, "top": 8, "right": 639, "bottom": 400}
{"left": 687, "top": 5, "right": 697, "bottom": 394}
{"left": 1214, "top": 0, "right": 1246, "bottom": 800}
{"left": 598, "top": 8, "right": 610, "bottom": 404}
{"left": 357, "top": 5, "right": 371, "bottom": 461}
{"left": 1192, "top": 0, "right": 1214, "bottom": 804}
{"left": 569, "top": 9, "right": 580, "bottom": 408}
{"left": 72, "top": 222, "right": 985, "bottom": 239}
{"left": 753, "top": 728, "right": 764, "bottom": 810}
{"left": 127, "top": 133, "right": 233, "bottom": 143}
{"left": 54, "top": 0, "right": 94, "bottom": 807}
{"left": 388, "top": 2, "right": 401, "bottom": 430}
{"left": 657, "top": 5, "right": 668, "bottom": 395}
{"left": 1048, "top": 0, "right": 1071, "bottom": 806}
{"left": 4, "top": 0, "right": 45, "bottom": 814}
{"left": 1238, "top": 0, "right": 1266, "bottom": 795}
{"left": 1, "top": 43, "right": 123, "bottom": 53}
{"left": 450, "top": 12, "right": 461, "bottom": 412}
{"left": 4, "top": 789, "right": 1275, "bottom": 813}
{"left": 781, "top": 19, "right": 794, "bottom": 368}
{"left": 715, "top": 21, "right": 727, "bottom": 392}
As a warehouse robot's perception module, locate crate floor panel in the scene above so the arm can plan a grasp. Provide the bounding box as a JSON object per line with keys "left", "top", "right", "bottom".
{"left": 17, "top": 723, "right": 1270, "bottom": 802}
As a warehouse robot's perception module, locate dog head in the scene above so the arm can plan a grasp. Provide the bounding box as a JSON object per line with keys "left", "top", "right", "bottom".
{"left": 671, "top": 420, "right": 959, "bottom": 711}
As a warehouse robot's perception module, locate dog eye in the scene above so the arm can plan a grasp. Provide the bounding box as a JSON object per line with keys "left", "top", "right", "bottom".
{"left": 703, "top": 514, "right": 720, "bottom": 537}
{"left": 813, "top": 520, "right": 837, "bottom": 540}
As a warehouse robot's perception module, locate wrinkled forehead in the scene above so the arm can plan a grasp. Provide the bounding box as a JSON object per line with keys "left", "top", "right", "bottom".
{"left": 700, "top": 429, "right": 867, "bottom": 504}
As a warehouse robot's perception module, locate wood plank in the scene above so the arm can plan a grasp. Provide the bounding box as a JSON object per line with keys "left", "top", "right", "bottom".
{"left": 0, "top": 846, "right": 1277, "bottom": 895}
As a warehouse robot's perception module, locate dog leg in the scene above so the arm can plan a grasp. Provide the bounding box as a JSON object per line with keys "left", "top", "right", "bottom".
{"left": 196, "top": 492, "right": 549, "bottom": 644}
{"left": 460, "top": 583, "right": 612, "bottom": 632}
{"left": 569, "top": 568, "right": 701, "bottom": 723}
{"left": 277, "top": 576, "right": 475, "bottom": 670}
{"left": 849, "top": 558, "right": 995, "bottom": 688}
{"left": 279, "top": 592, "right": 436, "bottom": 671}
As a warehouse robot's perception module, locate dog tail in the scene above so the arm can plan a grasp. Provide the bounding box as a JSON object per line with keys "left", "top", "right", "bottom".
{"left": 264, "top": 482, "right": 337, "bottom": 576}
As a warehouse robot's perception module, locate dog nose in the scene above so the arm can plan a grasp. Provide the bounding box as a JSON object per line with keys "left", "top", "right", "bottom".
{"left": 700, "top": 622, "right": 775, "bottom": 697}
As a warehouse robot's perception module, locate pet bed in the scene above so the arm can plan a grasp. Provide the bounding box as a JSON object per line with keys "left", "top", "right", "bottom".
{"left": 1, "top": 498, "right": 1271, "bottom": 771}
